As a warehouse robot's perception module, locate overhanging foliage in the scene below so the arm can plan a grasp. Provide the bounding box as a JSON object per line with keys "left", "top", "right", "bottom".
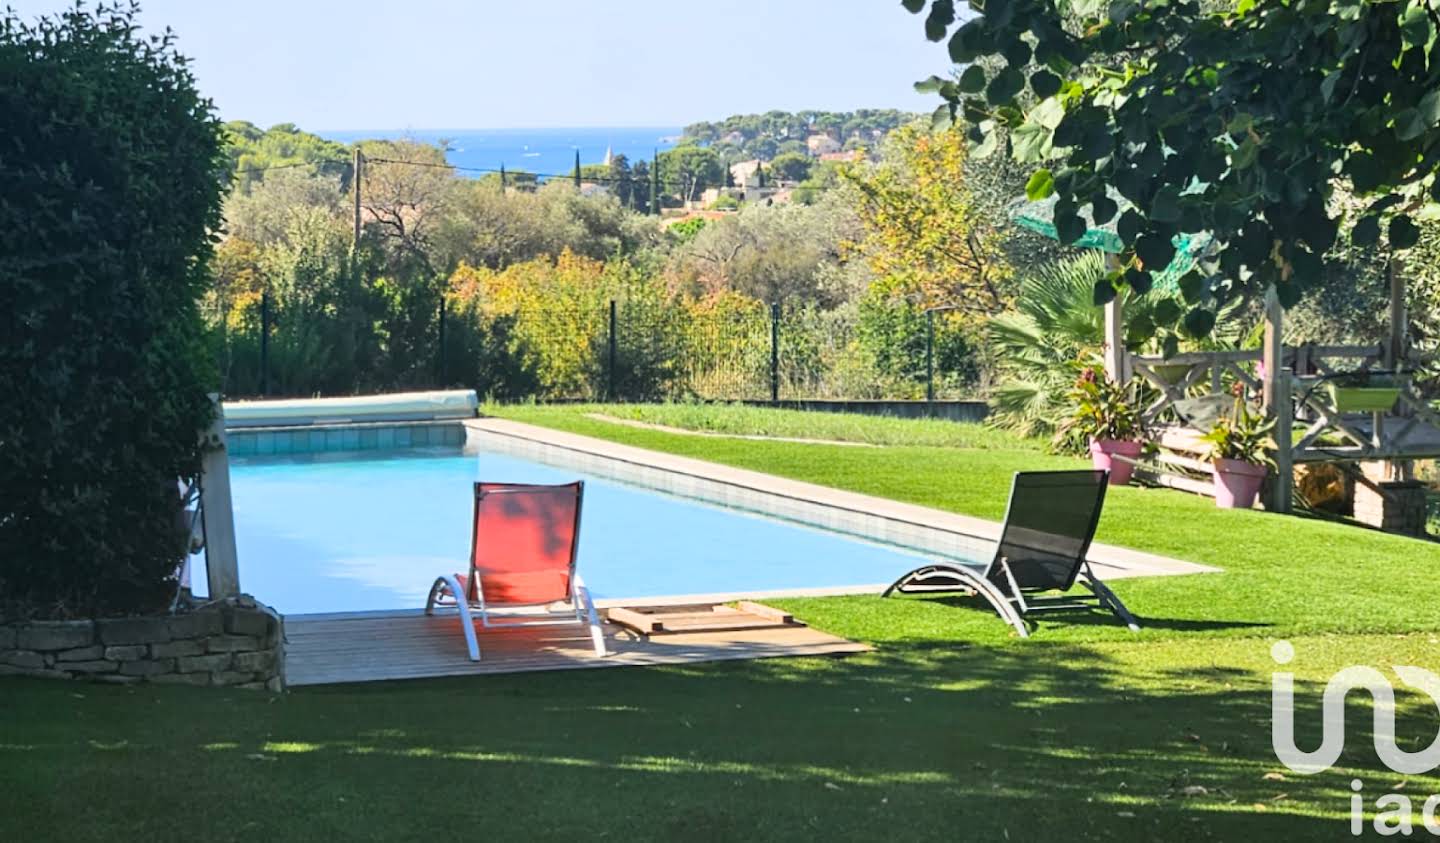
{"left": 906, "top": 0, "right": 1440, "bottom": 335}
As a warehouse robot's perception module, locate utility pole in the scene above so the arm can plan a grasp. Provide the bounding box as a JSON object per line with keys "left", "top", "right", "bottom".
{"left": 351, "top": 147, "right": 363, "bottom": 251}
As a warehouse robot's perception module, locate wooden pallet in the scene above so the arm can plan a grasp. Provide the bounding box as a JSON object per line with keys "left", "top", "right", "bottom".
{"left": 605, "top": 601, "right": 801, "bottom": 635}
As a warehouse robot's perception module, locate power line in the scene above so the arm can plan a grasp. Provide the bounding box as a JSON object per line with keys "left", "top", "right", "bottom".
{"left": 231, "top": 160, "right": 341, "bottom": 177}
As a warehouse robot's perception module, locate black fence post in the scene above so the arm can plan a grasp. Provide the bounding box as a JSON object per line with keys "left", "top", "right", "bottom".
{"left": 437, "top": 297, "right": 447, "bottom": 387}
{"left": 259, "top": 290, "right": 270, "bottom": 397}
{"left": 607, "top": 299, "right": 618, "bottom": 402}
{"left": 769, "top": 302, "right": 780, "bottom": 404}
{"left": 925, "top": 308, "right": 935, "bottom": 411}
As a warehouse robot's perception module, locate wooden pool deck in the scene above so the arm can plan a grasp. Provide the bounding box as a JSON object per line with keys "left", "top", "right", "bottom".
{"left": 284, "top": 611, "right": 869, "bottom": 687}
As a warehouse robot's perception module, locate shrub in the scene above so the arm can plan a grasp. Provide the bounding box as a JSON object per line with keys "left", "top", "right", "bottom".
{"left": 0, "top": 5, "right": 226, "bottom": 618}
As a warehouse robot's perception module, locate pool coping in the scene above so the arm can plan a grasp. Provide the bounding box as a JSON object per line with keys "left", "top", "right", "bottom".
{"left": 462, "top": 417, "right": 1220, "bottom": 584}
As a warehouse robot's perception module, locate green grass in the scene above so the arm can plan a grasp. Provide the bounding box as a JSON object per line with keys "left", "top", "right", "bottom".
{"left": 573, "top": 401, "right": 1040, "bottom": 449}
{"left": 495, "top": 403, "right": 1440, "bottom": 644}
{"left": 5, "top": 403, "right": 1439, "bottom": 840}
{"left": 4, "top": 634, "right": 1437, "bottom": 840}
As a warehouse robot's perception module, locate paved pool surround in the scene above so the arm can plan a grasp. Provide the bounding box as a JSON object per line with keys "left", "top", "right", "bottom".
{"left": 462, "top": 417, "right": 1218, "bottom": 584}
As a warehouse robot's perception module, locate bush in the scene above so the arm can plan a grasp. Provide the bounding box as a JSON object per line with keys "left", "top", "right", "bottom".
{"left": 0, "top": 6, "right": 226, "bottom": 618}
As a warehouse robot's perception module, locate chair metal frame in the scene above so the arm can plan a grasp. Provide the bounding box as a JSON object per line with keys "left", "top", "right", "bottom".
{"left": 883, "top": 471, "right": 1140, "bottom": 637}
{"left": 425, "top": 481, "right": 607, "bottom": 661}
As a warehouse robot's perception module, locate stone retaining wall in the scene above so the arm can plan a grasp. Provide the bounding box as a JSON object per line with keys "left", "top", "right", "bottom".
{"left": 0, "top": 595, "right": 284, "bottom": 691}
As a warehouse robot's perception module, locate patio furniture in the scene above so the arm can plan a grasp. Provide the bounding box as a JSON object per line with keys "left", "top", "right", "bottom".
{"left": 425, "top": 481, "right": 607, "bottom": 661}
{"left": 882, "top": 470, "right": 1139, "bottom": 637}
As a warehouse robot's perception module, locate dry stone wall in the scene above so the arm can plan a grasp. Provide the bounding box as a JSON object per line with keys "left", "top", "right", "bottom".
{"left": 0, "top": 595, "right": 283, "bottom": 691}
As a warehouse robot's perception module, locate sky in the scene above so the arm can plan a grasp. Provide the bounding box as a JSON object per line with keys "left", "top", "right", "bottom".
{"left": 10, "top": 0, "right": 954, "bottom": 130}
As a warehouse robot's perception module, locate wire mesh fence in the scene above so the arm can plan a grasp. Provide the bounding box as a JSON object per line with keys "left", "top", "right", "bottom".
{"left": 209, "top": 296, "right": 978, "bottom": 403}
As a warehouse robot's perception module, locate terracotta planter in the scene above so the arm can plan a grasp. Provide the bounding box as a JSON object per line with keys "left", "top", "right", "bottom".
{"left": 1089, "top": 438, "right": 1143, "bottom": 486}
{"left": 1212, "top": 457, "right": 1268, "bottom": 509}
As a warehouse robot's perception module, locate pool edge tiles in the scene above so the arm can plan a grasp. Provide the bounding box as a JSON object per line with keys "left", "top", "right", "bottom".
{"left": 228, "top": 420, "right": 466, "bottom": 457}
{"left": 463, "top": 416, "right": 1222, "bottom": 583}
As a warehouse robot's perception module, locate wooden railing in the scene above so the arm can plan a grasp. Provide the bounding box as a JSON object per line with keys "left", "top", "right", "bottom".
{"left": 1128, "top": 345, "right": 1440, "bottom": 462}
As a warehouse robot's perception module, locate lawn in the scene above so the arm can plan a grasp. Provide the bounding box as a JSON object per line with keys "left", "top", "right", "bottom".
{"left": 4, "top": 403, "right": 1439, "bottom": 841}
{"left": 496, "top": 403, "right": 1440, "bottom": 644}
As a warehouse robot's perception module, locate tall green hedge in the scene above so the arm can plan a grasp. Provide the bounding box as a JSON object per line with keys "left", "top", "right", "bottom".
{"left": 0, "top": 5, "right": 226, "bottom": 618}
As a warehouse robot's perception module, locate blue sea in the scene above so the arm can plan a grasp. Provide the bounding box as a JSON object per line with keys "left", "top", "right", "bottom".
{"left": 321, "top": 127, "right": 682, "bottom": 180}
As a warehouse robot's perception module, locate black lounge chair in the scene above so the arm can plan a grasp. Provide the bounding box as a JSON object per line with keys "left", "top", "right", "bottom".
{"left": 882, "top": 470, "right": 1139, "bottom": 637}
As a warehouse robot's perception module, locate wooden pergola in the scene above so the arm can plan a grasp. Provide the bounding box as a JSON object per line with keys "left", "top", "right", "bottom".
{"left": 1102, "top": 259, "right": 1437, "bottom": 514}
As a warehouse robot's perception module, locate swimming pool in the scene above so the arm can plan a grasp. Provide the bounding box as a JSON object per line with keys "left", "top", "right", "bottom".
{"left": 209, "top": 446, "right": 962, "bottom": 615}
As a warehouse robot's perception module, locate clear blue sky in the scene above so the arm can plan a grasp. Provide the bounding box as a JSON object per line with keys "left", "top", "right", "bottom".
{"left": 11, "top": 0, "right": 953, "bottom": 130}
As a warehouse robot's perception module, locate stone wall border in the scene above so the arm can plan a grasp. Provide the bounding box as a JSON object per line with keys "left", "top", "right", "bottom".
{"left": 0, "top": 595, "right": 284, "bottom": 691}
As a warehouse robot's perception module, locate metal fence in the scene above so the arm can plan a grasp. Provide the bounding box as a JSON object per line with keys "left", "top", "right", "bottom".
{"left": 211, "top": 295, "right": 976, "bottom": 403}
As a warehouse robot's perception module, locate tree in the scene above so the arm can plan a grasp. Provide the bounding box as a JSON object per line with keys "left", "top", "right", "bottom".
{"left": 842, "top": 124, "right": 1011, "bottom": 319}
{"left": 768, "top": 151, "right": 813, "bottom": 183}
{"left": 632, "top": 158, "right": 652, "bottom": 213}
{"left": 667, "top": 192, "right": 863, "bottom": 306}
{"left": 573, "top": 149, "right": 581, "bottom": 189}
{"left": 658, "top": 144, "right": 724, "bottom": 204}
{"left": 1, "top": 4, "right": 227, "bottom": 617}
{"left": 225, "top": 121, "right": 349, "bottom": 192}
{"left": 906, "top": 0, "right": 1440, "bottom": 335}
{"left": 356, "top": 139, "right": 456, "bottom": 276}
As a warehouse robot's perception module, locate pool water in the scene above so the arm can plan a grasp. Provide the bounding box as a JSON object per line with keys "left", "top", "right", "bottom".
{"left": 210, "top": 447, "right": 954, "bottom": 615}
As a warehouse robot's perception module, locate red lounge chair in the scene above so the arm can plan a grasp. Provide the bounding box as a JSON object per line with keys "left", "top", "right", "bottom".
{"left": 425, "top": 481, "right": 606, "bottom": 661}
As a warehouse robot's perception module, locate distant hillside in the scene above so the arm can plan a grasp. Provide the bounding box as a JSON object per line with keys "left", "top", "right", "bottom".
{"left": 680, "top": 110, "right": 917, "bottom": 163}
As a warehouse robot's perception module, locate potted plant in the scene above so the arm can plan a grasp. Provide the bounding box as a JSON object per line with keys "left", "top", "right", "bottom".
{"left": 1327, "top": 371, "right": 1403, "bottom": 414}
{"left": 1064, "top": 367, "right": 1145, "bottom": 486}
{"left": 1201, "top": 394, "right": 1276, "bottom": 509}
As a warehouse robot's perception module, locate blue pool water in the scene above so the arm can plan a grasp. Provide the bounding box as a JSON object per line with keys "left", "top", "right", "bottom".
{"left": 215, "top": 447, "right": 947, "bottom": 615}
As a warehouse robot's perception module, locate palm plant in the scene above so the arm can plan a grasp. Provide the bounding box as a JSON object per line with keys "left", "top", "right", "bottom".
{"left": 986, "top": 252, "right": 1113, "bottom": 439}
{"left": 986, "top": 251, "right": 1244, "bottom": 442}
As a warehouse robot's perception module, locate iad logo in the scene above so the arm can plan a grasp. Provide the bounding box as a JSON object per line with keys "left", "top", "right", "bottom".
{"left": 1270, "top": 640, "right": 1440, "bottom": 776}
{"left": 1270, "top": 640, "right": 1440, "bottom": 836}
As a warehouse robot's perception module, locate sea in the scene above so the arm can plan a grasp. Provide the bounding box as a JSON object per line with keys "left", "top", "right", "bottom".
{"left": 320, "top": 127, "right": 682, "bottom": 180}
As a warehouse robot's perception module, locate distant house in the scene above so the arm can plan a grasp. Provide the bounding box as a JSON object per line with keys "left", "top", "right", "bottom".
{"left": 663, "top": 210, "right": 730, "bottom": 229}
{"left": 819, "top": 150, "right": 864, "bottom": 163}
{"left": 721, "top": 130, "right": 746, "bottom": 146}
{"left": 729, "top": 159, "right": 763, "bottom": 188}
{"left": 579, "top": 182, "right": 611, "bottom": 197}
{"left": 806, "top": 134, "right": 841, "bottom": 156}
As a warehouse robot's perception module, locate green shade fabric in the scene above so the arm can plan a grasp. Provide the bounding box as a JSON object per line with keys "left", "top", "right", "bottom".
{"left": 1007, "top": 192, "right": 1216, "bottom": 292}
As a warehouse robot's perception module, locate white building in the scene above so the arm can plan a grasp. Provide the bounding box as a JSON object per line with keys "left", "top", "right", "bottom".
{"left": 729, "top": 159, "right": 763, "bottom": 188}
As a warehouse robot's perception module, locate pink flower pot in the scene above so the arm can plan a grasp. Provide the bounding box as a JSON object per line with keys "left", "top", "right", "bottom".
{"left": 1089, "top": 438, "right": 1143, "bottom": 486}
{"left": 1212, "top": 458, "right": 1268, "bottom": 509}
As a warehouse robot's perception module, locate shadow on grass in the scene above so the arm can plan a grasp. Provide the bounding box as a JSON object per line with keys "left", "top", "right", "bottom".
{"left": 895, "top": 591, "right": 1270, "bottom": 637}
{"left": 2, "top": 632, "right": 1433, "bottom": 842}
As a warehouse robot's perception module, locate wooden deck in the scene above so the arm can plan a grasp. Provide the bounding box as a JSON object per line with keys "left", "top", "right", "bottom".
{"left": 284, "top": 611, "right": 869, "bottom": 687}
